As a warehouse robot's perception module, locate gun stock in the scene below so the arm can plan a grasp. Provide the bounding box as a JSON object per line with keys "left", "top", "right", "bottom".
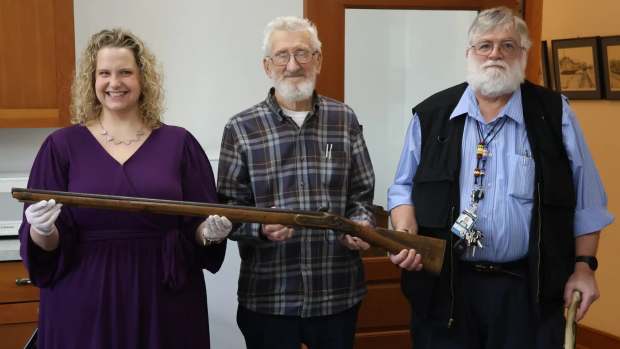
{"left": 12, "top": 188, "right": 446, "bottom": 274}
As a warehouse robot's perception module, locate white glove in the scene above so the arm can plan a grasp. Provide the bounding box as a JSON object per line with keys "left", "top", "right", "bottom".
{"left": 25, "top": 199, "right": 62, "bottom": 236}
{"left": 201, "top": 215, "right": 232, "bottom": 245}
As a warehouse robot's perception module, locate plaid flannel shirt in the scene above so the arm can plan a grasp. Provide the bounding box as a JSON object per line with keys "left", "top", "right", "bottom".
{"left": 217, "top": 89, "right": 375, "bottom": 317}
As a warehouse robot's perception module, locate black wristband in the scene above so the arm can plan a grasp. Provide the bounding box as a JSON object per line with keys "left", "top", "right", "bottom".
{"left": 575, "top": 255, "right": 598, "bottom": 271}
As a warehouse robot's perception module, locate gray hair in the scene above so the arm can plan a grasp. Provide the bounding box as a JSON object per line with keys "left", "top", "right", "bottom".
{"left": 468, "top": 7, "right": 531, "bottom": 51}
{"left": 262, "top": 16, "right": 322, "bottom": 56}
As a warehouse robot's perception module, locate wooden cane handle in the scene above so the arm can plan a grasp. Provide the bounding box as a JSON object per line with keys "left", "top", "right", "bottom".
{"left": 564, "top": 290, "right": 582, "bottom": 349}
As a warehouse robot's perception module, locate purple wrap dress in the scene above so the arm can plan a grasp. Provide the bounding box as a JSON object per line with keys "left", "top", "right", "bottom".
{"left": 18, "top": 124, "right": 226, "bottom": 349}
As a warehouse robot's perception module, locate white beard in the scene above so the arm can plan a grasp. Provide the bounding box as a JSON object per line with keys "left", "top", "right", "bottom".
{"left": 272, "top": 72, "right": 316, "bottom": 103}
{"left": 466, "top": 56, "right": 526, "bottom": 98}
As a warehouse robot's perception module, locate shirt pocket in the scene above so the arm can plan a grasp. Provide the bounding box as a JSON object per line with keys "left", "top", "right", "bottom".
{"left": 321, "top": 150, "right": 349, "bottom": 190}
{"left": 507, "top": 153, "right": 535, "bottom": 201}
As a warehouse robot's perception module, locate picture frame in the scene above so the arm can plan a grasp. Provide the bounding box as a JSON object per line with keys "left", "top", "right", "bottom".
{"left": 540, "top": 40, "right": 553, "bottom": 90}
{"left": 551, "top": 37, "right": 602, "bottom": 99}
{"left": 600, "top": 36, "right": 620, "bottom": 99}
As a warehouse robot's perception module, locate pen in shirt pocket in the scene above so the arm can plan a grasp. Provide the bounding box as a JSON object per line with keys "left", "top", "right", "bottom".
{"left": 523, "top": 149, "right": 532, "bottom": 165}
{"left": 325, "top": 143, "right": 333, "bottom": 159}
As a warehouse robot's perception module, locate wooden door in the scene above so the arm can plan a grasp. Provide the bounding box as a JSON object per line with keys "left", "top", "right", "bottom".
{"left": 303, "top": 1, "right": 542, "bottom": 347}
{"left": 0, "top": 0, "right": 75, "bottom": 128}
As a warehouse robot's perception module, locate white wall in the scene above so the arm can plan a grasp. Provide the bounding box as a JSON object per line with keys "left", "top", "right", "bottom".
{"left": 345, "top": 9, "right": 477, "bottom": 208}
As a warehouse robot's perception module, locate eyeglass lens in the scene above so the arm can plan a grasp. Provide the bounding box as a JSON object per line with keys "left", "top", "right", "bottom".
{"left": 271, "top": 50, "right": 314, "bottom": 65}
{"left": 472, "top": 41, "right": 520, "bottom": 56}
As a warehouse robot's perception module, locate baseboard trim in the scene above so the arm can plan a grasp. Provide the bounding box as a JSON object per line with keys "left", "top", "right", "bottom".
{"left": 578, "top": 324, "right": 620, "bottom": 349}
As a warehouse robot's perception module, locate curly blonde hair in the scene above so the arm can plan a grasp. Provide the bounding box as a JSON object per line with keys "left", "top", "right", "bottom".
{"left": 71, "top": 28, "right": 164, "bottom": 128}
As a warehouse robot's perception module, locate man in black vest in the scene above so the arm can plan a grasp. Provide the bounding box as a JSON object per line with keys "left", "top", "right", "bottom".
{"left": 386, "top": 7, "right": 613, "bottom": 349}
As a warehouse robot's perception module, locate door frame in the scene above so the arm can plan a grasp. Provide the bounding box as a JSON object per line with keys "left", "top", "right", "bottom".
{"left": 303, "top": 0, "right": 543, "bottom": 101}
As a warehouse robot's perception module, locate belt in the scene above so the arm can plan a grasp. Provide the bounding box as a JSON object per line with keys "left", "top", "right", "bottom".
{"left": 459, "top": 258, "right": 528, "bottom": 278}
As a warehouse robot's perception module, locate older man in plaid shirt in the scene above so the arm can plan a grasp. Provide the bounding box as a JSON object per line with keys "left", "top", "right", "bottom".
{"left": 216, "top": 16, "right": 375, "bottom": 349}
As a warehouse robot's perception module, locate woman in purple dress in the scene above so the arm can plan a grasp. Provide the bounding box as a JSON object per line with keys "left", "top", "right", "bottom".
{"left": 19, "top": 29, "right": 232, "bottom": 349}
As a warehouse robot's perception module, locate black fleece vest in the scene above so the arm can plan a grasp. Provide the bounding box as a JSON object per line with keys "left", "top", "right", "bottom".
{"left": 402, "top": 81, "right": 576, "bottom": 325}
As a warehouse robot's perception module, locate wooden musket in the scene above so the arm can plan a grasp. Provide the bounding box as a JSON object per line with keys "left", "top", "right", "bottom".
{"left": 12, "top": 188, "right": 446, "bottom": 274}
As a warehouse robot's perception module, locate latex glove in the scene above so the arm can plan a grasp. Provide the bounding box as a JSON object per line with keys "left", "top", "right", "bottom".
{"left": 25, "top": 199, "right": 62, "bottom": 236}
{"left": 201, "top": 215, "right": 232, "bottom": 245}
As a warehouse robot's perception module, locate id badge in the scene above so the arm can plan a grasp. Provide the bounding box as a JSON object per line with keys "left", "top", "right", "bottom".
{"left": 450, "top": 206, "right": 478, "bottom": 238}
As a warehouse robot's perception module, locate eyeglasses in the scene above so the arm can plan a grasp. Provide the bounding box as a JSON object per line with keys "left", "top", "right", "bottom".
{"left": 469, "top": 40, "right": 524, "bottom": 57}
{"left": 268, "top": 50, "right": 319, "bottom": 66}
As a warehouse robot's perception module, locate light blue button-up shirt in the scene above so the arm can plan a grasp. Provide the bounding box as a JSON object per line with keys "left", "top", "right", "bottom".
{"left": 387, "top": 86, "right": 614, "bottom": 262}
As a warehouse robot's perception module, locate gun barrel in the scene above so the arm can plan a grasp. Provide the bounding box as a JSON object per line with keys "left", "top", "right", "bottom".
{"left": 12, "top": 188, "right": 445, "bottom": 274}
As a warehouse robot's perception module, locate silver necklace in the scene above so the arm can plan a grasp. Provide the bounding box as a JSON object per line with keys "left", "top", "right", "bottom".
{"left": 98, "top": 120, "right": 145, "bottom": 146}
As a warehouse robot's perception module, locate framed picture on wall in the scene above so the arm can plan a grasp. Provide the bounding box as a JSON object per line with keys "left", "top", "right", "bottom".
{"left": 540, "top": 40, "right": 553, "bottom": 90}
{"left": 551, "top": 37, "right": 602, "bottom": 99}
{"left": 600, "top": 36, "right": 620, "bottom": 99}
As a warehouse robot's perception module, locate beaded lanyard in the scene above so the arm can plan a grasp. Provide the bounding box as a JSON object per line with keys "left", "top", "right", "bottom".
{"left": 463, "top": 117, "right": 507, "bottom": 250}
{"left": 472, "top": 117, "right": 508, "bottom": 203}
{"left": 453, "top": 116, "right": 508, "bottom": 256}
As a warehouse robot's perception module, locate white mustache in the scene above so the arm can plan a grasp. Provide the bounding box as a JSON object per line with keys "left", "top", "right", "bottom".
{"left": 481, "top": 61, "right": 509, "bottom": 69}
{"left": 283, "top": 72, "right": 305, "bottom": 78}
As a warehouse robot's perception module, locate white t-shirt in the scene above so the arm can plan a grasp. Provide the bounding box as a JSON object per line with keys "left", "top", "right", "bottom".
{"left": 281, "top": 107, "right": 310, "bottom": 128}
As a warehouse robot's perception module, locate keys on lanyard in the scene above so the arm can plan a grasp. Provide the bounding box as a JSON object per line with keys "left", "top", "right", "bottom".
{"left": 463, "top": 141, "right": 490, "bottom": 256}
{"left": 468, "top": 187, "right": 485, "bottom": 256}
{"left": 451, "top": 203, "right": 484, "bottom": 256}
{"left": 451, "top": 116, "right": 507, "bottom": 257}
{"left": 464, "top": 229, "right": 484, "bottom": 256}
{"left": 458, "top": 141, "right": 489, "bottom": 256}
{"left": 472, "top": 187, "right": 484, "bottom": 202}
